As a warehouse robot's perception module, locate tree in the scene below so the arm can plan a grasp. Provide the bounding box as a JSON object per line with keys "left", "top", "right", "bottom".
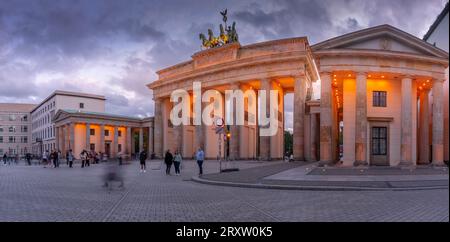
{"left": 284, "top": 131, "right": 293, "bottom": 155}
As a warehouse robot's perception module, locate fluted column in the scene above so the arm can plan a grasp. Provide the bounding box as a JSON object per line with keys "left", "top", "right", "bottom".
{"left": 112, "top": 126, "right": 118, "bottom": 157}
{"left": 153, "top": 99, "right": 163, "bottom": 158}
{"left": 126, "top": 127, "right": 132, "bottom": 155}
{"left": 293, "top": 74, "right": 306, "bottom": 161}
{"left": 400, "top": 76, "right": 413, "bottom": 165}
{"left": 432, "top": 79, "right": 444, "bottom": 166}
{"left": 85, "top": 123, "right": 91, "bottom": 151}
{"left": 99, "top": 124, "right": 105, "bottom": 153}
{"left": 355, "top": 72, "right": 368, "bottom": 166}
{"left": 310, "top": 113, "right": 318, "bottom": 161}
{"left": 229, "top": 82, "right": 240, "bottom": 160}
{"left": 259, "top": 78, "right": 271, "bottom": 160}
{"left": 69, "top": 123, "right": 75, "bottom": 152}
{"left": 139, "top": 127, "right": 143, "bottom": 153}
{"left": 148, "top": 125, "right": 153, "bottom": 155}
{"left": 55, "top": 126, "right": 60, "bottom": 152}
{"left": 418, "top": 89, "right": 430, "bottom": 164}
{"left": 319, "top": 72, "right": 332, "bottom": 166}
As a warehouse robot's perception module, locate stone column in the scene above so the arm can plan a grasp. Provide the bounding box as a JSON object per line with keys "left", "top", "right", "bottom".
{"left": 153, "top": 99, "right": 163, "bottom": 158}
{"left": 259, "top": 78, "right": 271, "bottom": 160}
{"left": 60, "top": 125, "right": 66, "bottom": 155}
{"left": 310, "top": 113, "right": 318, "bottom": 161}
{"left": 229, "top": 82, "right": 240, "bottom": 160}
{"left": 126, "top": 127, "right": 132, "bottom": 155}
{"left": 355, "top": 72, "right": 368, "bottom": 166}
{"left": 85, "top": 123, "right": 91, "bottom": 151}
{"left": 148, "top": 126, "right": 153, "bottom": 155}
{"left": 400, "top": 76, "right": 413, "bottom": 165}
{"left": 112, "top": 126, "right": 118, "bottom": 158}
{"left": 194, "top": 93, "right": 205, "bottom": 152}
{"left": 69, "top": 123, "right": 75, "bottom": 152}
{"left": 99, "top": 124, "right": 105, "bottom": 153}
{"left": 139, "top": 127, "right": 143, "bottom": 153}
{"left": 55, "top": 126, "right": 60, "bottom": 152}
{"left": 432, "top": 79, "right": 444, "bottom": 166}
{"left": 319, "top": 72, "right": 333, "bottom": 166}
{"left": 293, "top": 74, "right": 306, "bottom": 161}
{"left": 418, "top": 89, "right": 430, "bottom": 164}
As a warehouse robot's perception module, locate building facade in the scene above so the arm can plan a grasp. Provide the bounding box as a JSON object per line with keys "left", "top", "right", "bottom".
{"left": 52, "top": 110, "right": 153, "bottom": 159}
{"left": 423, "top": 2, "right": 449, "bottom": 163}
{"left": 30, "top": 90, "right": 106, "bottom": 156}
{"left": 147, "top": 24, "right": 448, "bottom": 166}
{"left": 0, "top": 103, "right": 36, "bottom": 158}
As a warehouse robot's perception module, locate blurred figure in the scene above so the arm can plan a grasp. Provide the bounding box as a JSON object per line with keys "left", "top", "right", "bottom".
{"left": 164, "top": 150, "right": 173, "bottom": 175}
{"left": 173, "top": 150, "right": 182, "bottom": 176}
{"left": 26, "top": 153, "right": 32, "bottom": 166}
{"left": 67, "top": 149, "right": 74, "bottom": 168}
{"left": 3, "top": 153, "right": 7, "bottom": 165}
{"left": 139, "top": 150, "right": 147, "bottom": 172}
{"left": 80, "top": 150, "right": 87, "bottom": 168}
{"left": 42, "top": 150, "right": 49, "bottom": 168}
{"left": 102, "top": 164, "right": 124, "bottom": 190}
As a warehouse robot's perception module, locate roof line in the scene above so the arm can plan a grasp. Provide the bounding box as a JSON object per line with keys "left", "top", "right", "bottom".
{"left": 31, "top": 90, "right": 106, "bottom": 113}
{"left": 423, "top": 2, "right": 449, "bottom": 41}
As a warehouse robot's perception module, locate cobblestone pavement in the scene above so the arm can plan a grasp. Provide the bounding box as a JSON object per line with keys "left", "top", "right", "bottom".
{"left": 0, "top": 161, "right": 448, "bottom": 222}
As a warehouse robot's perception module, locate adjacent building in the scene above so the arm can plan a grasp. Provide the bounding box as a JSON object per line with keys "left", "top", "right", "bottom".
{"left": 30, "top": 90, "right": 106, "bottom": 156}
{"left": 0, "top": 103, "right": 36, "bottom": 158}
{"left": 423, "top": 2, "right": 449, "bottom": 164}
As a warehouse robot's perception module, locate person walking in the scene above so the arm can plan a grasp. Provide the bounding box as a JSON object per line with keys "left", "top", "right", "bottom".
{"left": 196, "top": 147, "right": 205, "bottom": 176}
{"left": 173, "top": 150, "right": 182, "bottom": 176}
{"left": 3, "top": 153, "right": 7, "bottom": 165}
{"left": 139, "top": 150, "right": 148, "bottom": 172}
{"left": 42, "top": 150, "right": 49, "bottom": 168}
{"left": 80, "top": 150, "right": 86, "bottom": 168}
{"left": 164, "top": 150, "right": 173, "bottom": 175}
{"left": 67, "top": 149, "right": 74, "bottom": 168}
{"left": 26, "top": 153, "right": 32, "bottom": 166}
{"left": 56, "top": 150, "right": 61, "bottom": 167}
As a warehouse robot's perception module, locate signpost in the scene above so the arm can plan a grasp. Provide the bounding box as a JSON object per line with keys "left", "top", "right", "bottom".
{"left": 214, "top": 117, "right": 225, "bottom": 172}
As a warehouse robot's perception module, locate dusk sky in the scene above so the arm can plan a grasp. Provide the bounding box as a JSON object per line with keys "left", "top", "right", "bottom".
{"left": 0, "top": 0, "right": 447, "bottom": 130}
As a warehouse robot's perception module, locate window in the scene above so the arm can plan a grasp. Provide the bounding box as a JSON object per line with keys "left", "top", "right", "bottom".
{"left": 9, "top": 115, "right": 16, "bottom": 121}
{"left": 9, "top": 136, "right": 15, "bottom": 143}
{"left": 373, "top": 91, "right": 387, "bottom": 107}
{"left": 118, "top": 144, "right": 122, "bottom": 153}
{"left": 79, "top": 103, "right": 84, "bottom": 109}
{"left": 22, "top": 126, "right": 28, "bottom": 133}
{"left": 21, "top": 115, "right": 28, "bottom": 121}
{"left": 372, "top": 127, "right": 387, "bottom": 155}
{"left": 118, "top": 130, "right": 122, "bottom": 137}
{"left": 104, "top": 130, "right": 109, "bottom": 136}
{"left": 9, "top": 126, "right": 14, "bottom": 132}
{"left": 90, "top": 143, "right": 95, "bottom": 151}
{"left": 0, "top": 127, "right": 3, "bottom": 132}
{"left": 90, "top": 129, "right": 95, "bottom": 136}
{"left": 0, "top": 136, "right": 3, "bottom": 143}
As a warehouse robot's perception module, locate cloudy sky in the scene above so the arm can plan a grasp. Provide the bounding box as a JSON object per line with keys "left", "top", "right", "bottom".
{"left": 0, "top": 0, "right": 447, "bottom": 129}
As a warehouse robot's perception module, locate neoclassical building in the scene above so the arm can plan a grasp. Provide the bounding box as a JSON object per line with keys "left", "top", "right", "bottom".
{"left": 53, "top": 110, "right": 153, "bottom": 159}
{"left": 148, "top": 24, "right": 449, "bottom": 166}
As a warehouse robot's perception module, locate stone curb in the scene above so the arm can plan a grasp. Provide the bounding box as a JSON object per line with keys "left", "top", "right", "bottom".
{"left": 191, "top": 176, "right": 449, "bottom": 191}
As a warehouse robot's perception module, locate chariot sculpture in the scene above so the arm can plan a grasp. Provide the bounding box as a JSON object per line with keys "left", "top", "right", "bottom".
{"left": 199, "top": 9, "right": 239, "bottom": 49}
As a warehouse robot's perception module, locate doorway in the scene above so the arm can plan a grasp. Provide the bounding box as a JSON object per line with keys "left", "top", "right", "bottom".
{"left": 370, "top": 126, "right": 389, "bottom": 166}
{"left": 105, "top": 142, "right": 111, "bottom": 158}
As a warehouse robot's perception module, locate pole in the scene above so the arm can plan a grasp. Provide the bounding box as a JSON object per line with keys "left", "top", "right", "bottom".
{"left": 219, "top": 133, "right": 222, "bottom": 172}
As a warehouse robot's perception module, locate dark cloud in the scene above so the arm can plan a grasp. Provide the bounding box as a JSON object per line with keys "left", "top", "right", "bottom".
{"left": 0, "top": 0, "right": 446, "bottom": 129}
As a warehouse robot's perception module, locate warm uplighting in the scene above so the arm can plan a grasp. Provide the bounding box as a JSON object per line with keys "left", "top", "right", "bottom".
{"left": 334, "top": 78, "right": 337, "bottom": 81}
{"left": 347, "top": 74, "right": 351, "bottom": 77}
{"left": 381, "top": 75, "right": 385, "bottom": 78}
{"left": 334, "top": 74, "right": 337, "bottom": 77}
{"left": 426, "top": 80, "right": 430, "bottom": 83}
{"left": 422, "top": 83, "right": 425, "bottom": 86}
{"left": 368, "top": 75, "right": 372, "bottom": 78}
{"left": 419, "top": 86, "right": 423, "bottom": 90}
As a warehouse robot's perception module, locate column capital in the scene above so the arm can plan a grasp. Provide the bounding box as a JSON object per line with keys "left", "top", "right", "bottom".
{"left": 401, "top": 74, "right": 413, "bottom": 80}
{"left": 355, "top": 71, "right": 368, "bottom": 77}
{"left": 320, "top": 71, "right": 332, "bottom": 76}
{"left": 432, "top": 78, "right": 445, "bottom": 83}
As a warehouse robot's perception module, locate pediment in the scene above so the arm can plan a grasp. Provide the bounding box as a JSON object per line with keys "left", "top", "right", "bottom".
{"left": 312, "top": 25, "right": 448, "bottom": 58}
{"left": 53, "top": 110, "right": 69, "bottom": 122}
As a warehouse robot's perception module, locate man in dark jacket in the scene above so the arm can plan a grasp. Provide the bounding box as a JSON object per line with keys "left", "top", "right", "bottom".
{"left": 139, "top": 150, "right": 148, "bottom": 172}
{"left": 164, "top": 150, "right": 173, "bottom": 175}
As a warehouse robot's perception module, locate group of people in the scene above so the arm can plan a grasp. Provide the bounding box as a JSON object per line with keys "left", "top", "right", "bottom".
{"left": 42, "top": 150, "right": 62, "bottom": 168}
{"left": 163, "top": 147, "right": 205, "bottom": 176}
{"left": 2, "top": 153, "right": 20, "bottom": 165}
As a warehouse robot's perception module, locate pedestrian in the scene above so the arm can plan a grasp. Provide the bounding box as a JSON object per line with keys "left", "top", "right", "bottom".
{"left": 164, "top": 149, "right": 173, "bottom": 175}
{"left": 57, "top": 150, "right": 61, "bottom": 167}
{"left": 26, "top": 153, "right": 32, "bottom": 166}
{"left": 195, "top": 147, "right": 205, "bottom": 176}
{"left": 86, "top": 151, "right": 91, "bottom": 167}
{"left": 3, "top": 153, "right": 7, "bottom": 165}
{"left": 66, "top": 150, "right": 69, "bottom": 166}
{"left": 80, "top": 150, "right": 86, "bottom": 168}
{"left": 67, "top": 149, "right": 74, "bottom": 168}
{"left": 42, "top": 150, "right": 49, "bottom": 168}
{"left": 173, "top": 150, "right": 182, "bottom": 176}
{"left": 102, "top": 152, "right": 108, "bottom": 162}
{"left": 52, "top": 150, "right": 58, "bottom": 168}
{"left": 139, "top": 150, "right": 148, "bottom": 172}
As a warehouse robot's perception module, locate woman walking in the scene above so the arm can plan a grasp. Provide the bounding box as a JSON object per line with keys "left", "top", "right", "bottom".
{"left": 164, "top": 150, "right": 173, "bottom": 175}
{"left": 80, "top": 150, "right": 87, "bottom": 168}
{"left": 139, "top": 150, "right": 148, "bottom": 172}
{"left": 173, "top": 150, "right": 182, "bottom": 176}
